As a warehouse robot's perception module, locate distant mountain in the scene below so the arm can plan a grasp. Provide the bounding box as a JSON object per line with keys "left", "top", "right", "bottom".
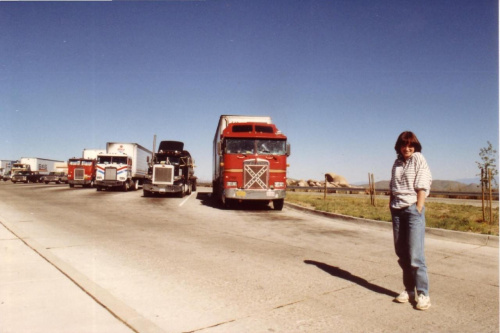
{"left": 371, "top": 180, "right": 482, "bottom": 192}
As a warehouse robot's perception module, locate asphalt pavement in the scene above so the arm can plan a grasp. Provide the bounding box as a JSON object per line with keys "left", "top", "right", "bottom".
{"left": 0, "top": 200, "right": 498, "bottom": 333}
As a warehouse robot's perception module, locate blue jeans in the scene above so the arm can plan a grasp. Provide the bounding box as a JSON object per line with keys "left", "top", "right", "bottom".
{"left": 391, "top": 204, "right": 429, "bottom": 296}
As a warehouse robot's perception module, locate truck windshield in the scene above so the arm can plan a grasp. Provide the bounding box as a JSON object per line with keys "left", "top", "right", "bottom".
{"left": 69, "top": 160, "right": 81, "bottom": 166}
{"left": 97, "top": 156, "right": 128, "bottom": 165}
{"left": 225, "top": 139, "right": 286, "bottom": 155}
{"left": 81, "top": 160, "right": 93, "bottom": 166}
{"left": 256, "top": 139, "right": 286, "bottom": 155}
{"left": 226, "top": 139, "right": 255, "bottom": 154}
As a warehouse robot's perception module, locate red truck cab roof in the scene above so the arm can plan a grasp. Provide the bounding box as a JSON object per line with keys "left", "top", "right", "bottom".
{"left": 222, "top": 122, "right": 287, "bottom": 139}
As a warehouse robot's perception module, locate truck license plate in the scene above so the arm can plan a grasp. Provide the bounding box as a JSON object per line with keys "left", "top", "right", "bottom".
{"left": 235, "top": 190, "right": 246, "bottom": 198}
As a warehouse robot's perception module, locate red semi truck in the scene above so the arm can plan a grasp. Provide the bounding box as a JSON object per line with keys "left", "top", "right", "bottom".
{"left": 67, "top": 149, "right": 103, "bottom": 188}
{"left": 212, "top": 115, "right": 290, "bottom": 210}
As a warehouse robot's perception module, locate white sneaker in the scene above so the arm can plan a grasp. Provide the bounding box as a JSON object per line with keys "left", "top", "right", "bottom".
{"left": 416, "top": 294, "right": 431, "bottom": 310}
{"left": 394, "top": 290, "right": 415, "bottom": 303}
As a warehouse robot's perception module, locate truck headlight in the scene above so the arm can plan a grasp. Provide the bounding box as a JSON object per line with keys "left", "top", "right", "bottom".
{"left": 226, "top": 181, "right": 237, "bottom": 187}
{"left": 274, "top": 182, "right": 285, "bottom": 188}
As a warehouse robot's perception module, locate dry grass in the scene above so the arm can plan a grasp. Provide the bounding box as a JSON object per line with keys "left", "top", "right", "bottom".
{"left": 286, "top": 192, "right": 499, "bottom": 236}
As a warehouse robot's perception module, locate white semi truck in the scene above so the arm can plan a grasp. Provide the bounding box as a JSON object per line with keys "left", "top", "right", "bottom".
{"left": 95, "top": 142, "right": 152, "bottom": 191}
{"left": 11, "top": 157, "right": 65, "bottom": 183}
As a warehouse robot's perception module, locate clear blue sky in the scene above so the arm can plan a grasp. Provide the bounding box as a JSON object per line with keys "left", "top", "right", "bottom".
{"left": 1, "top": 1, "right": 498, "bottom": 184}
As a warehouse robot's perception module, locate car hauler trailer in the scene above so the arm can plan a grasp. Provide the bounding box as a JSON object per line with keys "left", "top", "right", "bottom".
{"left": 11, "top": 157, "right": 64, "bottom": 183}
{"left": 143, "top": 139, "right": 196, "bottom": 197}
{"left": 213, "top": 115, "right": 290, "bottom": 210}
{"left": 95, "top": 143, "right": 151, "bottom": 191}
{"left": 67, "top": 148, "right": 104, "bottom": 188}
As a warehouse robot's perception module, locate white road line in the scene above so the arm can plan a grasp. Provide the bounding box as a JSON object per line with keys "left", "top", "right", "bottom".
{"left": 179, "top": 193, "right": 193, "bottom": 207}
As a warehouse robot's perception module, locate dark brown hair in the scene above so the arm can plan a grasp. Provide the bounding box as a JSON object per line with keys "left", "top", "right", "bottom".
{"left": 395, "top": 131, "right": 422, "bottom": 158}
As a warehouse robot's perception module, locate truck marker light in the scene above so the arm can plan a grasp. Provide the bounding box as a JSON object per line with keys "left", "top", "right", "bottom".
{"left": 220, "top": 162, "right": 225, "bottom": 167}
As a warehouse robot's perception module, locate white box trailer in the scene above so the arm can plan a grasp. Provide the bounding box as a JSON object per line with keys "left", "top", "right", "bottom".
{"left": 82, "top": 148, "right": 105, "bottom": 160}
{"left": 95, "top": 142, "right": 152, "bottom": 191}
{"left": 18, "top": 157, "right": 65, "bottom": 175}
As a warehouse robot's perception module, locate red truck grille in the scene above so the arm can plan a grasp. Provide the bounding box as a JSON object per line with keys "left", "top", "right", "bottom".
{"left": 243, "top": 160, "right": 269, "bottom": 189}
{"left": 75, "top": 169, "right": 85, "bottom": 180}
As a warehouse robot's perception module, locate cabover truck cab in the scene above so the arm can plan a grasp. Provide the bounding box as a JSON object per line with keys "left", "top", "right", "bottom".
{"left": 95, "top": 143, "right": 152, "bottom": 191}
{"left": 0, "top": 160, "right": 14, "bottom": 180}
{"left": 143, "top": 141, "right": 196, "bottom": 197}
{"left": 67, "top": 149, "right": 103, "bottom": 188}
{"left": 68, "top": 158, "right": 97, "bottom": 188}
{"left": 213, "top": 115, "right": 290, "bottom": 210}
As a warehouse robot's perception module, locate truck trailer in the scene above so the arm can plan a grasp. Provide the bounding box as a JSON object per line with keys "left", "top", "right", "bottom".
{"left": 95, "top": 143, "right": 152, "bottom": 191}
{"left": 67, "top": 148, "right": 104, "bottom": 188}
{"left": 213, "top": 115, "right": 290, "bottom": 210}
{"left": 143, "top": 140, "right": 196, "bottom": 197}
{"left": 11, "top": 157, "right": 65, "bottom": 183}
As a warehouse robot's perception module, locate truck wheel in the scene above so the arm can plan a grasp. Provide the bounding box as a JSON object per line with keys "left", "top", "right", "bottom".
{"left": 192, "top": 181, "right": 197, "bottom": 192}
{"left": 273, "top": 199, "right": 284, "bottom": 211}
{"left": 122, "top": 182, "right": 129, "bottom": 192}
{"left": 131, "top": 179, "right": 139, "bottom": 191}
{"left": 143, "top": 189, "right": 152, "bottom": 197}
{"left": 221, "top": 194, "right": 232, "bottom": 209}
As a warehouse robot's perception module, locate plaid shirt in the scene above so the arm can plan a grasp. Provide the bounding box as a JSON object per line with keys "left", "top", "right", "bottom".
{"left": 390, "top": 152, "right": 432, "bottom": 209}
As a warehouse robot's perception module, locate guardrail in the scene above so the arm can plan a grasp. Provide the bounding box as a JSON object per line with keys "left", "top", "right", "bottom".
{"left": 287, "top": 186, "right": 499, "bottom": 200}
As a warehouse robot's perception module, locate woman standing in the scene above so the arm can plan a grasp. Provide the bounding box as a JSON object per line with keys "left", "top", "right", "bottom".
{"left": 390, "top": 131, "right": 432, "bottom": 310}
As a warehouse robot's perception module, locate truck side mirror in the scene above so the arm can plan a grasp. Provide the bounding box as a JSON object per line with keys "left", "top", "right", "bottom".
{"left": 286, "top": 143, "right": 291, "bottom": 156}
{"left": 217, "top": 142, "right": 222, "bottom": 156}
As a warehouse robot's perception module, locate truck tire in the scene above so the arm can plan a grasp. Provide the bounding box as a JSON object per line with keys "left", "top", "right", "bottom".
{"left": 273, "top": 199, "right": 284, "bottom": 211}
{"left": 122, "top": 182, "right": 129, "bottom": 192}
{"left": 143, "top": 189, "right": 152, "bottom": 197}
{"left": 192, "top": 180, "right": 197, "bottom": 192}
{"left": 131, "top": 179, "right": 139, "bottom": 191}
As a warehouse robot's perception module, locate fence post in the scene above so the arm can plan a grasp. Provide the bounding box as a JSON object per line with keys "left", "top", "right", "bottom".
{"left": 324, "top": 174, "right": 327, "bottom": 200}
{"left": 371, "top": 173, "right": 376, "bottom": 206}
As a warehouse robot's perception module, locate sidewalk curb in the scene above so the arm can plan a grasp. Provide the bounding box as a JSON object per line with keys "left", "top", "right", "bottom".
{"left": 0, "top": 219, "right": 166, "bottom": 333}
{"left": 284, "top": 202, "right": 499, "bottom": 248}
